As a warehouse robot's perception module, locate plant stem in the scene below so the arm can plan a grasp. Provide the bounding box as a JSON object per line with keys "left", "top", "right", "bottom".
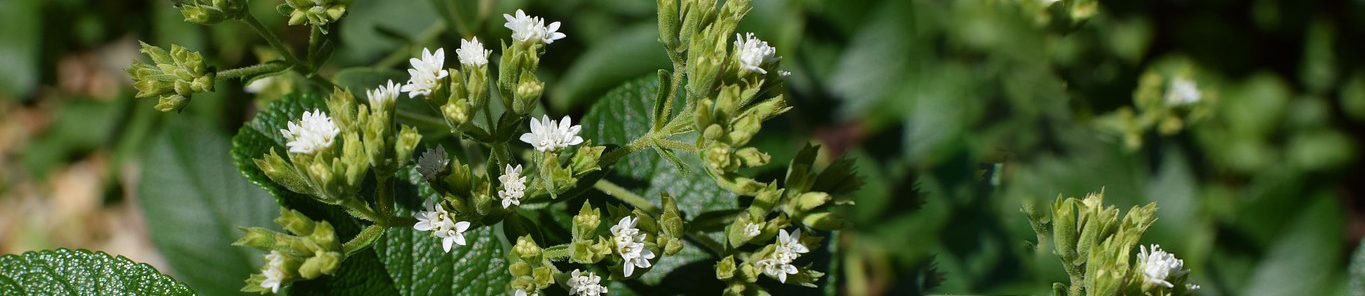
{"left": 397, "top": 109, "right": 449, "bottom": 129}
{"left": 592, "top": 179, "right": 658, "bottom": 214}
{"left": 217, "top": 62, "right": 291, "bottom": 80}
{"left": 600, "top": 133, "right": 655, "bottom": 167}
{"left": 241, "top": 13, "right": 336, "bottom": 90}
{"left": 342, "top": 198, "right": 384, "bottom": 223}
{"left": 657, "top": 62, "right": 686, "bottom": 131}
{"left": 543, "top": 244, "right": 572, "bottom": 260}
{"left": 376, "top": 175, "right": 394, "bottom": 223}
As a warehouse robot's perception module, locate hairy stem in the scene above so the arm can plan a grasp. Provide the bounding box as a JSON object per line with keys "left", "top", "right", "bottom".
{"left": 592, "top": 179, "right": 659, "bottom": 214}
{"left": 375, "top": 175, "right": 394, "bottom": 223}
{"left": 216, "top": 62, "right": 291, "bottom": 80}
{"left": 342, "top": 225, "right": 386, "bottom": 256}
{"left": 543, "top": 244, "right": 572, "bottom": 261}
{"left": 600, "top": 133, "right": 656, "bottom": 167}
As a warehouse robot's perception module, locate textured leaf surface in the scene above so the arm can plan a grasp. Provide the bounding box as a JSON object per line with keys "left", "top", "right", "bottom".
{"left": 582, "top": 76, "right": 734, "bottom": 291}
{"left": 139, "top": 117, "right": 278, "bottom": 295}
{"left": 0, "top": 249, "right": 193, "bottom": 295}
{"left": 373, "top": 168, "right": 514, "bottom": 296}
{"left": 231, "top": 92, "right": 397, "bottom": 295}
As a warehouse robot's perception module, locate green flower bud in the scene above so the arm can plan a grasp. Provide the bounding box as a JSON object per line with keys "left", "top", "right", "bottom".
{"left": 658, "top": 194, "right": 686, "bottom": 255}
{"left": 128, "top": 42, "right": 214, "bottom": 112}
{"left": 275, "top": 207, "right": 316, "bottom": 236}
{"left": 801, "top": 211, "right": 850, "bottom": 231}
{"left": 714, "top": 173, "right": 764, "bottom": 196}
{"left": 791, "top": 191, "right": 830, "bottom": 213}
{"left": 1051, "top": 197, "right": 1079, "bottom": 261}
{"left": 309, "top": 221, "right": 340, "bottom": 251}
{"left": 532, "top": 266, "right": 555, "bottom": 289}
{"left": 174, "top": 0, "right": 247, "bottom": 24}
{"left": 155, "top": 95, "right": 190, "bottom": 112}
{"left": 395, "top": 125, "right": 421, "bottom": 166}
{"left": 728, "top": 114, "right": 761, "bottom": 146}
{"left": 463, "top": 65, "right": 489, "bottom": 110}
{"left": 751, "top": 183, "right": 783, "bottom": 212}
{"left": 509, "top": 262, "right": 533, "bottom": 277}
{"left": 233, "top": 227, "right": 285, "bottom": 251}
{"left": 573, "top": 203, "right": 602, "bottom": 241}
{"left": 658, "top": 0, "right": 682, "bottom": 50}
{"left": 513, "top": 73, "right": 544, "bottom": 115}
{"left": 704, "top": 143, "right": 737, "bottom": 172}
{"left": 726, "top": 213, "right": 760, "bottom": 247}
{"left": 297, "top": 250, "right": 342, "bottom": 279}
{"left": 695, "top": 99, "right": 716, "bottom": 131}
{"left": 703, "top": 124, "right": 725, "bottom": 142}
{"left": 570, "top": 145, "right": 606, "bottom": 176}
{"left": 715, "top": 255, "right": 737, "bottom": 280}
{"left": 326, "top": 88, "right": 358, "bottom": 130}
{"left": 570, "top": 240, "right": 601, "bottom": 264}
{"left": 281, "top": 0, "right": 351, "bottom": 29}
{"left": 513, "top": 235, "right": 542, "bottom": 261}
{"left": 441, "top": 99, "right": 472, "bottom": 128}
{"left": 733, "top": 147, "right": 769, "bottom": 168}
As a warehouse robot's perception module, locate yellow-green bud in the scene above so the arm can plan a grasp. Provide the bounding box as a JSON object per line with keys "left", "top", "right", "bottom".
{"left": 715, "top": 255, "right": 737, "bottom": 280}
{"left": 570, "top": 145, "right": 606, "bottom": 176}
{"left": 1052, "top": 197, "right": 1078, "bottom": 261}
{"left": 532, "top": 267, "right": 555, "bottom": 289}
{"left": 508, "top": 262, "right": 533, "bottom": 277}
{"left": 802, "top": 211, "right": 850, "bottom": 231}
{"left": 733, "top": 147, "right": 769, "bottom": 167}
{"left": 513, "top": 73, "right": 544, "bottom": 115}
{"left": 573, "top": 203, "right": 602, "bottom": 241}
{"left": 309, "top": 221, "right": 340, "bottom": 251}
{"left": 513, "top": 235, "right": 542, "bottom": 261}
{"left": 275, "top": 207, "right": 316, "bottom": 236}
{"left": 282, "top": 0, "right": 351, "bottom": 29}
{"left": 658, "top": 0, "right": 682, "bottom": 50}
{"left": 395, "top": 125, "right": 421, "bottom": 166}
{"left": 792, "top": 191, "right": 831, "bottom": 213}
{"left": 297, "top": 250, "right": 342, "bottom": 279}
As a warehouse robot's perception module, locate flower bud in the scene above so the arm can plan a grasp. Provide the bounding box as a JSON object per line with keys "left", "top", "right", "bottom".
{"left": 513, "top": 73, "right": 544, "bottom": 115}
{"left": 657, "top": 0, "right": 682, "bottom": 50}
{"left": 570, "top": 145, "right": 606, "bottom": 176}
{"left": 703, "top": 124, "right": 725, "bottom": 142}
{"left": 395, "top": 125, "right": 421, "bottom": 166}
{"left": 792, "top": 191, "right": 830, "bottom": 213}
{"left": 715, "top": 255, "right": 737, "bottom": 280}
{"left": 309, "top": 221, "right": 340, "bottom": 251}
{"left": 573, "top": 203, "right": 602, "bottom": 241}
{"left": 155, "top": 95, "right": 191, "bottom": 112}
{"left": 281, "top": 0, "right": 351, "bottom": 29}
{"left": 513, "top": 235, "right": 542, "bottom": 261}
{"left": 704, "top": 144, "right": 736, "bottom": 172}
{"left": 733, "top": 147, "right": 769, "bottom": 168}
{"left": 751, "top": 183, "right": 783, "bottom": 212}
{"left": 801, "top": 211, "right": 850, "bottom": 231}
{"left": 508, "top": 262, "right": 533, "bottom": 277}
{"left": 532, "top": 266, "right": 555, "bottom": 289}
{"left": 297, "top": 250, "right": 342, "bottom": 279}
{"left": 1051, "top": 197, "right": 1079, "bottom": 261}
{"left": 326, "top": 88, "right": 358, "bottom": 130}
{"left": 128, "top": 42, "right": 214, "bottom": 112}
{"left": 275, "top": 207, "right": 316, "bottom": 236}
{"left": 233, "top": 227, "right": 283, "bottom": 250}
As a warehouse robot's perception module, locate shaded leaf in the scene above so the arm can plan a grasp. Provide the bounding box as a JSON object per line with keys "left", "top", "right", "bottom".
{"left": 0, "top": 249, "right": 193, "bottom": 295}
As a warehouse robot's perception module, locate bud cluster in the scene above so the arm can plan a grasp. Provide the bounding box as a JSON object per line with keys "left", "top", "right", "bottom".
{"left": 507, "top": 236, "right": 557, "bottom": 295}
{"left": 236, "top": 208, "right": 345, "bottom": 294}
{"left": 1100, "top": 60, "right": 1214, "bottom": 149}
{"left": 1024, "top": 190, "right": 1198, "bottom": 296}
{"left": 280, "top": 0, "right": 351, "bottom": 30}
{"left": 127, "top": 42, "right": 215, "bottom": 112}
{"left": 173, "top": 0, "right": 247, "bottom": 25}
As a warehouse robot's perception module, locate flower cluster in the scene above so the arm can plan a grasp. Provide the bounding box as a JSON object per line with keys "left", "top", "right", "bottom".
{"left": 402, "top": 48, "right": 450, "bottom": 98}
{"left": 1164, "top": 78, "right": 1201, "bottom": 106}
{"left": 259, "top": 251, "right": 287, "bottom": 293}
{"left": 455, "top": 37, "right": 491, "bottom": 66}
{"left": 755, "top": 229, "right": 809, "bottom": 283}
{"left": 1137, "top": 244, "right": 1188, "bottom": 288}
{"left": 733, "top": 32, "right": 779, "bottom": 75}
{"left": 498, "top": 164, "right": 528, "bottom": 208}
{"left": 281, "top": 109, "right": 341, "bottom": 155}
{"left": 520, "top": 115, "right": 585, "bottom": 152}
{"left": 503, "top": 9, "right": 567, "bottom": 45}
{"left": 413, "top": 200, "right": 472, "bottom": 252}
{"left": 565, "top": 269, "right": 608, "bottom": 296}
{"left": 610, "top": 216, "right": 656, "bottom": 277}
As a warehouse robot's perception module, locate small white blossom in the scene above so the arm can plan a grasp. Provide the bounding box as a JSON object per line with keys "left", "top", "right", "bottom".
{"left": 413, "top": 200, "right": 472, "bottom": 252}
{"left": 610, "top": 216, "right": 656, "bottom": 277}
{"left": 743, "top": 222, "right": 762, "bottom": 236}
{"left": 456, "top": 37, "right": 491, "bottom": 66}
{"left": 519, "top": 115, "right": 584, "bottom": 152}
{"left": 512, "top": 289, "right": 537, "bottom": 296}
{"left": 757, "top": 229, "right": 808, "bottom": 283}
{"left": 402, "top": 48, "right": 450, "bottom": 98}
{"left": 566, "top": 269, "right": 608, "bottom": 296}
{"left": 503, "top": 9, "right": 566, "bottom": 45}
{"left": 1137, "top": 244, "right": 1188, "bottom": 288}
{"left": 733, "top": 32, "right": 779, "bottom": 75}
{"left": 498, "top": 164, "right": 527, "bottom": 209}
{"left": 1187, "top": 284, "right": 1201, "bottom": 291}
{"left": 260, "top": 251, "right": 287, "bottom": 293}
{"left": 1165, "top": 78, "right": 1201, "bottom": 106}
{"left": 245, "top": 76, "right": 274, "bottom": 94}
{"left": 280, "top": 109, "right": 340, "bottom": 154}
{"left": 367, "top": 79, "right": 402, "bottom": 107}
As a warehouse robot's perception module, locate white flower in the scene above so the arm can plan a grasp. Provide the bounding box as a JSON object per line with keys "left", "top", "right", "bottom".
{"left": 512, "top": 289, "right": 537, "bottom": 296}
{"left": 503, "top": 9, "right": 566, "bottom": 45}
{"left": 757, "top": 229, "right": 809, "bottom": 283}
{"left": 744, "top": 222, "right": 762, "bottom": 236}
{"left": 1187, "top": 284, "right": 1201, "bottom": 291}
{"left": 456, "top": 37, "right": 491, "bottom": 66}
{"left": 566, "top": 269, "right": 608, "bottom": 296}
{"left": 413, "top": 200, "right": 472, "bottom": 252}
{"left": 1137, "top": 244, "right": 1187, "bottom": 288}
{"left": 260, "top": 251, "right": 287, "bottom": 293}
{"left": 402, "top": 48, "right": 450, "bottom": 98}
{"left": 280, "top": 109, "right": 340, "bottom": 154}
{"left": 519, "top": 115, "right": 584, "bottom": 152}
{"left": 367, "top": 79, "right": 402, "bottom": 107}
{"left": 498, "top": 164, "right": 527, "bottom": 208}
{"left": 733, "top": 32, "right": 779, "bottom": 75}
{"left": 245, "top": 76, "right": 274, "bottom": 94}
{"left": 610, "top": 216, "right": 655, "bottom": 277}
{"left": 1165, "top": 78, "right": 1201, "bottom": 106}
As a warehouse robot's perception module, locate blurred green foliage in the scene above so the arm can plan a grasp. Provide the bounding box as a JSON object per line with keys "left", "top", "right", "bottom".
{"left": 7, "top": 0, "right": 1365, "bottom": 295}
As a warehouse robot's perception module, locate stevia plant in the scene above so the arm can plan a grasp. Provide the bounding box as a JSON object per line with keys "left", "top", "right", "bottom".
{"left": 125, "top": 0, "right": 856, "bottom": 294}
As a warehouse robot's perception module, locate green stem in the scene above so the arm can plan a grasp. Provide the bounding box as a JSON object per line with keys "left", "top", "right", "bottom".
{"left": 342, "top": 198, "right": 384, "bottom": 223}
{"left": 241, "top": 13, "right": 336, "bottom": 90}
{"left": 375, "top": 175, "right": 394, "bottom": 223}
{"left": 652, "top": 138, "right": 698, "bottom": 152}
{"left": 600, "top": 133, "right": 655, "bottom": 167}
{"left": 658, "top": 62, "right": 685, "bottom": 131}
{"left": 593, "top": 179, "right": 658, "bottom": 214}
{"left": 217, "top": 62, "right": 291, "bottom": 80}
{"left": 342, "top": 225, "right": 386, "bottom": 256}
{"left": 397, "top": 109, "right": 448, "bottom": 129}
{"left": 543, "top": 244, "right": 572, "bottom": 261}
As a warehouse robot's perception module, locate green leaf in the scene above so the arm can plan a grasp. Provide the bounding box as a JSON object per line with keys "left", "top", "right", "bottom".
{"left": 375, "top": 227, "right": 513, "bottom": 295}
{"left": 0, "top": 248, "right": 193, "bottom": 295}
{"left": 582, "top": 76, "right": 734, "bottom": 290}
{"left": 1350, "top": 239, "right": 1365, "bottom": 296}
{"left": 139, "top": 116, "right": 278, "bottom": 295}
{"left": 1242, "top": 193, "right": 1347, "bottom": 296}
{"left": 231, "top": 92, "right": 398, "bottom": 295}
